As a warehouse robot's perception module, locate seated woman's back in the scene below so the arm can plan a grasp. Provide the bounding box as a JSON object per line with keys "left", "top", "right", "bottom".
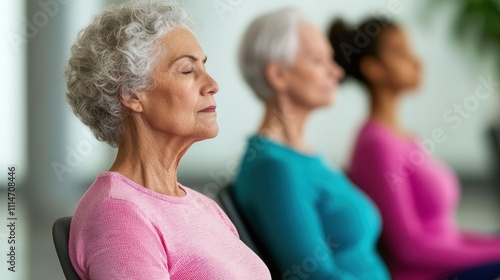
{"left": 235, "top": 135, "right": 390, "bottom": 279}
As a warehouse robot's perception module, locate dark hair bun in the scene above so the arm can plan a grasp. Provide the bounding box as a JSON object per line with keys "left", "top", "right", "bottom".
{"left": 328, "top": 19, "right": 363, "bottom": 82}
{"left": 328, "top": 18, "right": 396, "bottom": 84}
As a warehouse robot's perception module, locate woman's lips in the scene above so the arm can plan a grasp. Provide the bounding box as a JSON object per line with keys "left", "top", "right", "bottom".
{"left": 199, "top": 105, "right": 216, "bottom": 113}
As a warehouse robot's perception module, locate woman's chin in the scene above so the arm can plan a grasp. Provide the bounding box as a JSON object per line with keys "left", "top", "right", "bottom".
{"left": 207, "top": 128, "right": 219, "bottom": 139}
{"left": 315, "top": 96, "right": 335, "bottom": 109}
{"left": 406, "top": 81, "right": 422, "bottom": 92}
{"left": 195, "top": 126, "right": 219, "bottom": 141}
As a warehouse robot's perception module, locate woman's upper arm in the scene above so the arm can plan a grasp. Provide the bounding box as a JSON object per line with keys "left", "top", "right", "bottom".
{"left": 84, "top": 199, "right": 169, "bottom": 280}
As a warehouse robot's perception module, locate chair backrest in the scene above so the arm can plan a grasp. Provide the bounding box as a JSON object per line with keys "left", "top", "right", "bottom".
{"left": 488, "top": 126, "right": 500, "bottom": 187}
{"left": 217, "top": 186, "right": 281, "bottom": 278}
{"left": 52, "top": 217, "right": 81, "bottom": 280}
{"left": 217, "top": 186, "right": 261, "bottom": 254}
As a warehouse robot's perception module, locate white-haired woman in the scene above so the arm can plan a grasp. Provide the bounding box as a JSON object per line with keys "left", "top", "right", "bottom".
{"left": 233, "top": 8, "right": 390, "bottom": 279}
{"left": 66, "top": 1, "right": 271, "bottom": 279}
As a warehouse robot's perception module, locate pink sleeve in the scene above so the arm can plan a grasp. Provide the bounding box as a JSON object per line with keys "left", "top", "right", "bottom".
{"left": 352, "top": 139, "right": 498, "bottom": 271}
{"left": 82, "top": 199, "right": 168, "bottom": 280}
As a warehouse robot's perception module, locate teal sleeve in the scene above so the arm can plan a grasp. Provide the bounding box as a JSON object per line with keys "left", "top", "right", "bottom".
{"left": 244, "top": 158, "right": 361, "bottom": 280}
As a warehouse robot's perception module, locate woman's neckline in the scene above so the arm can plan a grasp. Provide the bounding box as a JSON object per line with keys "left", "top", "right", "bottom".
{"left": 252, "top": 134, "right": 321, "bottom": 160}
{"left": 367, "top": 118, "right": 418, "bottom": 143}
{"left": 98, "top": 171, "right": 190, "bottom": 204}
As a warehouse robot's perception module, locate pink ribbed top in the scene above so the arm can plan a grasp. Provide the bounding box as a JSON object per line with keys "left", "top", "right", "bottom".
{"left": 69, "top": 172, "right": 271, "bottom": 280}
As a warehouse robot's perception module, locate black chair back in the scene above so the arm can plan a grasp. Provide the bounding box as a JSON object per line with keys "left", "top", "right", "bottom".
{"left": 52, "top": 217, "right": 81, "bottom": 280}
{"left": 489, "top": 126, "right": 500, "bottom": 187}
{"left": 217, "top": 186, "right": 281, "bottom": 279}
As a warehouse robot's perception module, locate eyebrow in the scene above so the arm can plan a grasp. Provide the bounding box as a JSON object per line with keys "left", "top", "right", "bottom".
{"left": 172, "top": 54, "right": 208, "bottom": 65}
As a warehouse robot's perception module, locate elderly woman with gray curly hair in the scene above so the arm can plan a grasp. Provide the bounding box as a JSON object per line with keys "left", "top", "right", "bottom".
{"left": 65, "top": 1, "right": 271, "bottom": 279}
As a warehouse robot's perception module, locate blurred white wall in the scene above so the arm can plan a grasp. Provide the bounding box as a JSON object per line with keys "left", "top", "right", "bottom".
{"left": 4, "top": 0, "right": 497, "bottom": 194}
{"left": 40, "top": 0, "right": 499, "bottom": 190}
{"left": 0, "top": 0, "right": 27, "bottom": 187}
{"left": 178, "top": 0, "right": 499, "bottom": 185}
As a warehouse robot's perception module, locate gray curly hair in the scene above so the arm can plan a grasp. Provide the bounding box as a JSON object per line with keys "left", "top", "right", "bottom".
{"left": 65, "top": 0, "right": 194, "bottom": 147}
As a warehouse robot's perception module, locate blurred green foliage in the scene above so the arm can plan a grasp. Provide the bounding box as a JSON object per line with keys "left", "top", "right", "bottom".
{"left": 431, "top": 0, "right": 500, "bottom": 56}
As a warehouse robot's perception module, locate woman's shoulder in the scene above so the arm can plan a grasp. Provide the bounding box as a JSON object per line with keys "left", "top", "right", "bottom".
{"left": 72, "top": 173, "right": 148, "bottom": 223}
{"left": 357, "top": 120, "right": 389, "bottom": 142}
{"left": 354, "top": 120, "right": 411, "bottom": 153}
{"left": 72, "top": 172, "right": 188, "bottom": 225}
{"left": 77, "top": 172, "right": 146, "bottom": 206}
{"left": 242, "top": 152, "right": 297, "bottom": 180}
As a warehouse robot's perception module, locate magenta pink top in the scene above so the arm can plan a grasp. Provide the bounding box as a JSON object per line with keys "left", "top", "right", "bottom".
{"left": 69, "top": 172, "right": 271, "bottom": 280}
{"left": 348, "top": 120, "right": 500, "bottom": 280}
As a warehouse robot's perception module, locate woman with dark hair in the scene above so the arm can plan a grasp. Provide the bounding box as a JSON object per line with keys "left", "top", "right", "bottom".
{"left": 329, "top": 18, "right": 500, "bottom": 280}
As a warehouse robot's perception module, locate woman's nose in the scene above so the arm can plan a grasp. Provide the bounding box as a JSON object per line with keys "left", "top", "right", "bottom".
{"left": 204, "top": 73, "right": 219, "bottom": 96}
{"left": 332, "top": 61, "right": 345, "bottom": 80}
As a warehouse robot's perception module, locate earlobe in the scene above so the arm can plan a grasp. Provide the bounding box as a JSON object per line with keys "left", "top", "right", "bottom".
{"left": 119, "top": 93, "right": 143, "bottom": 113}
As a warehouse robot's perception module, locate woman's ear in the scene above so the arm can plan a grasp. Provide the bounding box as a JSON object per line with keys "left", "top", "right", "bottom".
{"left": 360, "top": 56, "right": 386, "bottom": 86}
{"left": 265, "top": 61, "right": 288, "bottom": 94}
{"left": 120, "top": 93, "right": 143, "bottom": 113}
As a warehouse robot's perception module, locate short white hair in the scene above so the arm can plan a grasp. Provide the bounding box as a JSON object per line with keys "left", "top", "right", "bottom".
{"left": 65, "top": 0, "right": 194, "bottom": 147}
{"left": 238, "top": 7, "right": 305, "bottom": 102}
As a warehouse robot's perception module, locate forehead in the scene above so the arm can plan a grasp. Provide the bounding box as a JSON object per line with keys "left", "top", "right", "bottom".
{"left": 297, "top": 22, "right": 331, "bottom": 53}
{"left": 157, "top": 27, "right": 202, "bottom": 60}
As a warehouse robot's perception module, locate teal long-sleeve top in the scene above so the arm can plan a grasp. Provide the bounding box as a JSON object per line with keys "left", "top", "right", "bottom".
{"left": 234, "top": 135, "right": 390, "bottom": 280}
